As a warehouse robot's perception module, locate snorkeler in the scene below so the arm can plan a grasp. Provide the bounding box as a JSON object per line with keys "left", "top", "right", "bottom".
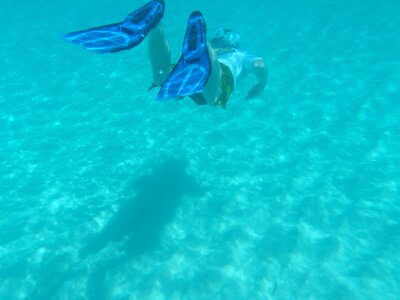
{"left": 61, "top": 0, "right": 267, "bottom": 108}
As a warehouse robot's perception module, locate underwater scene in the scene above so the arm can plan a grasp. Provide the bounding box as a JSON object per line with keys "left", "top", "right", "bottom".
{"left": 0, "top": 0, "right": 399, "bottom": 299}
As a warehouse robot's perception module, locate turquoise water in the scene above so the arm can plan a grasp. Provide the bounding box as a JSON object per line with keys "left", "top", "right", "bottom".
{"left": 1, "top": 0, "right": 399, "bottom": 299}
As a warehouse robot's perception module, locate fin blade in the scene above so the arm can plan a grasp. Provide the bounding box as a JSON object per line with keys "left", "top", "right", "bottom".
{"left": 60, "top": 23, "right": 137, "bottom": 53}
{"left": 157, "top": 11, "right": 211, "bottom": 100}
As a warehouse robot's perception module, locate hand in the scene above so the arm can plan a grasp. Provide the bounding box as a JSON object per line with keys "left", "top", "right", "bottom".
{"left": 245, "top": 83, "right": 265, "bottom": 100}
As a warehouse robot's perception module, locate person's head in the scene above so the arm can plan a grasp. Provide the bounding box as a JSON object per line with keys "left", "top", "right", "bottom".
{"left": 210, "top": 28, "right": 240, "bottom": 49}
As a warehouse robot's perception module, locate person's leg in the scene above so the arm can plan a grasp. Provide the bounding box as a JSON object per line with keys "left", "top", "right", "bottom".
{"left": 200, "top": 44, "right": 222, "bottom": 105}
{"left": 148, "top": 23, "right": 171, "bottom": 86}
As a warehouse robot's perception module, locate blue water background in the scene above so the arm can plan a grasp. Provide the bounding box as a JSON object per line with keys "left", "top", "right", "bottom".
{"left": 1, "top": 0, "right": 399, "bottom": 299}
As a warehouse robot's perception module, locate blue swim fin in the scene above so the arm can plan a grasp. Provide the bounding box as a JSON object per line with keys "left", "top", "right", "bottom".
{"left": 157, "top": 11, "right": 211, "bottom": 100}
{"left": 60, "top": 0, "right": 165, "bottom": 53}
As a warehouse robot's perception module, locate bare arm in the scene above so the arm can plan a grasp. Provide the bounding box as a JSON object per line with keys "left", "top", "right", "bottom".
{"left": 245, "top": 58, "right": 268, "bottom": 100}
